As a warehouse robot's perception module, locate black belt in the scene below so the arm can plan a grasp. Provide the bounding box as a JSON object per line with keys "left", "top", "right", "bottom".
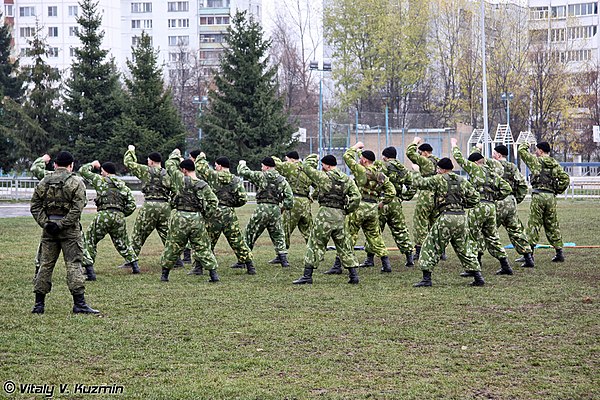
{"left": 293, "top": 194, "right": 309, "bottom": 198}
{"left": 532, "top": 189, "right": 554, "bottom": 194}
{"left": 176, "top": 208, "right": 200, "bottom": 212}
{"left": 257, "top": 201, "right": 279, "bottom": 205}
{"left": 145, "top": 199, "right": 169, "bottom": 203}
{"left": 362, "top": 198, "right": 377, "bottom": 204}
{"left": 442, "top": 211, "right": 465, "bottom": 215}
{"left": 480, "top": 199, "right": 495, "bottom": 204}
{"left": 98, "top": 207, "right": 123, "bottom": 213}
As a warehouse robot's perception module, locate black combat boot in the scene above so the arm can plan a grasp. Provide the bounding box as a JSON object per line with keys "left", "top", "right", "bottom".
{"left": 413, "top": 270, "right": 432, "bottom": 287}
{"left": 160, "top": 268, "right": 170, "bottom": 282}
{"left": 324, "top": 257, "right": 343, "bottom": 274}
{"left": 208, "top": 269, "right": 220, "bottom": 283}
{"left": 520, "top": 252, "right": 535, "bottom": 268}
{"left": 268, "top": 254, "right": 282, "bottom": 265}
{"left": 460, "top": 270, "right": 475, "bottom": 277}
{"left": 347, "top": 268, "right": 359, "bottom": 284}
{"left": 128, "top": 260, "right": 140, "bottom": 274}
{"left": 380, "top": 256, "right": 392, "bottom": 273}
{"left": 440, "top": 251, "right": 448, "bottom": 261}
{"left": 278, "top": 253, "right": 290, "bottom": 268}
{"left": 72, "top": 294, "right": 100, "bottom": 314}
{"left": 187, "top": 261, "right": 204, "bottom": 275}
{"left": 414, "top": 245, "right": 422, "bottom": 261}
{"left": 495, "top": 257, "right": 513, "bottom": 275}
{"left": 404, "top": 252, "right": 415, "bottom": 267}
{"left": 246, "top": 261, "right": 256, "bottom": 275}
{"left": 293, "top": 266, "right": 314, "bottom": 284}
{"left": 83, "top": 265, "right": 96, "bottom": 281}
{"left": 230, "top": 261, "right": 245, "bottom": 269}
{"left": 173, "top": 258, "right": 184, "bottom": 268}
{"left": 470, "top": 271, "right": 485, "bottom": 286}
{"left": 551, "top": 248, "right": 565, "bottom": 262}
{"left": 359, "top": 253, "right": 375, "bottom": 268}
{"left": 183, "top": 248, "right": 192, "bottom": 264}
{"left": 517, "top": 247, "right": 535, "bottom": 263}
{"left": 31, "top": 293, "right": 45, "bottom": 314}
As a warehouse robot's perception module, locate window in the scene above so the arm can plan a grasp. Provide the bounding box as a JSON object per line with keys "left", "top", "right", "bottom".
{"left": 550, "top": 28, "right": 565, "bottom": 42}
{"left": 530, "top": 6, "right": 548, "bottom": 20}
{"left": 169, "top": 52, "right": 189, "bottom": 62}
{"left": 199, "top": 50, "right": 222, "bottom": 60}
{"left": 20, "top": 27, "right": 36, "bottom": 37}
{"left": 70, "top": 47, "right": 78, "bottom": 57}
{"left": 4, "top": 5, "right": 14, "bottom": 17}
{"left": 200, "top": 0, "right": 230, "bottom": 7}
{"left": 199, "top": 16, "right": 230, "bottom": 25}
{"left": 132, "top": 36, "right": 141, "bottom": 46}
{"left": 168, "top": 2, "right": 189, "bottom": 12}
{"left": 69, "top": 26, "right": 79, "bottom": 36}
{"left": 132, "top": 20, "right": 141, "bottom": 28}
{"left": 68, "top": 6, "right": 78, "bottom": 16}
{"left": 200, "top": 33, "right": 225, "bottom": 43}
{"left": 551, "top": 6, "right": 566, "bottom": 18}
{"left": 143, "top": 19, "right": 153, "bottom": 28}
{"left": 568, "top": 2, "right": 598, "bottom": 17}
{"left": 568, "top": 25, "right": 598, "bottom": 40}
{"left": 131, "top": 2, "right": 152, "bottom": 13}
{"left": 168, "top": 35, "right": 189, "bottom": 46}
{"left": 48, "top": 27, "right": 59, "bottom": 37}
{"left": 168, "top": 18, "right": 189, "bottom": 28}
{"left": 48, "top": 6, "right": 58, "bottom": 17}
{"left": 19, "top": 6, "right": 36, "bottom": 17}
{"left": 48, "top": 47, "right": 59, "bottom": 58}
{"left": 20, "top": 47, "right": 33, "bottom": 57}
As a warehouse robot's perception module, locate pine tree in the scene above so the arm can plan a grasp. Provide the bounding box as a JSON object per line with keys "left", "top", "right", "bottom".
{"left": 0, "top": 16, "right": 24, "bottom": 100}
{"left": 62, "top": 0, "right": 125, "bottom": 165}
{"left": 199, "top": 11, "right": 295, "bottom": 169}
{"left": 112, "top": 31, "right": 186, "bottom": 160}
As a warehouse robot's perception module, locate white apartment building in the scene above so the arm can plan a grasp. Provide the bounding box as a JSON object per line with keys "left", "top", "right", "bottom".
{"left": 2, "top": 0, "right": 262, "bottom": 80}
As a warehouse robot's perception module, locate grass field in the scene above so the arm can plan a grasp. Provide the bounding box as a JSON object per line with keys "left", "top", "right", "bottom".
{"left": 0, "top": 200, "right": 598, "bottom": 399}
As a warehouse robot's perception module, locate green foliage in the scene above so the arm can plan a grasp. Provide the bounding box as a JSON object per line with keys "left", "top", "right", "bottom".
{"left": 199, "top": 11, "right": 295, "bottom": 170}
{"left": 0, "top": 17, "right": 24, "bottom": 100}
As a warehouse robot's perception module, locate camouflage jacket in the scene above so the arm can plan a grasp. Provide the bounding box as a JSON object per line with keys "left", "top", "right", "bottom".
{"left": 272, "top": 154, "right": 318, "bottom": 198}
{"left": 302, "top": 159, "right": 361, "bottom": 214}
{"left": 30, "top": 156, "right": 49, "bottom": 180}
{"left": 194, "top": 154, "right": 247, "bottom": 208}
{"left": 413, "top": 172, "right": 480, "bottom": 211}
{"left": 80, "top": 163, "right": 137, "bottom": 216}
{"left": 375, "top": 158, "right": 416, "bottom": 201}
{"left": 343, "top": 147, "right": 395, "bottom": 204}
{"left": 406, "top": 143, "right": 438, "bottom": 177}
{"left": 237, "top": 164, "right": 294, "bottom": 210}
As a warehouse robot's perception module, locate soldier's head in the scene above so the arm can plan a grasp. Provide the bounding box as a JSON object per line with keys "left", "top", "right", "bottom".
{"left": 382, "top": 146, "right": 397, "bottom": 161}
{"left": 147, "top": 152, "right": 162, "bottom": 167}
{"left": 467, "top": 152, "right": 485, "bottom": 165}
{"left": 437, "top": 158, "right": 454, "bottom": 174}
{"left": 418, "top": 143, "right": 433, "bottom": 156}
{"left": 359, "top": 150, "right": 376, "bottom": 166}
{"left": 261, "top": 157, "right": 276, "bottom": 171}
{"left": 101, "top": 162, "right": 117, "bottom": 176}
{"left": 215, "top": 156, "right": 230, "bottom": 171}
{"left": 321, "top": 154, "right": 337, "bottom": 171}
{"left": 179, "top": 159, "right": 196, "bottom": 176}
{"left": 535, "top": 141, "right": 551, "bottom": 156}
{"left": 54, "top": 151, "right": 74, "bottom": 171}
{"left": 493, "top": 145, "right": 509, "bottom": 160}
{"left": 189, "top": 149, "right": 201, "bottom": 162}
{"left": 285, "top": 151, "right": 300, "bottom": 163}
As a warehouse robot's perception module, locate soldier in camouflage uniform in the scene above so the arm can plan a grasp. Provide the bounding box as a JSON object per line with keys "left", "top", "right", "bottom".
{"left": 30, "top": 154, "right": 53, "bottom": 278}
{"left": 194, "top": 153, "right": 255, "bottom": 275}
{"left": 293, "top": 154, "right": 362, "bottom": 284}
{"left": 79, "top": 161, "right": 139, "bottom": 280}
{"left": 269, "top": 151, "right": 317, "bottom": 264}
{"left": 341, "top": 142, "right": 396, "bottom": 273}
{"left": 238, "top": 157, "right": 294, "bottom": 267}
{"left": 518, "top": 141, "right": 570, "bottom": 262}
{"left": 451, "top": 139, "right": 514, "bottom": 275}
{"left": 160, "top": 150, "right": 220, "bottom": 282}
{"left": 406, "top": 138, "right": 440, "bottom": 260}
{"left": 412, "top": 157, "right": 484, "bottom": 287}
{"left": 30, "top": 151, "right": 99, "bottom": 314}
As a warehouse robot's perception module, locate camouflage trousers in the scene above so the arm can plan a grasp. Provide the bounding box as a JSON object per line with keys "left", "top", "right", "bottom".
{"left": 304, "top": 206, "right": 358, "bottom": 269}
{"left": 160, "top": 211, "right": 218, "bottom": 270}
{"left": 131, "top": 201, "right": 172, "bottom": 256}
{"left": 467, "top": 201, "right": 508, "bottom": 260}
{"left": 206, "top": 205, "right": 252, "bottom": 263}
{"left": 527, "top": 192, "right": 563, "bottom": 249}
{"left": 347, "top": 201, "right": 388, "bottom": 257}
{"left": 496, "top": 196, "right": 532, "bottom": 255}
{"left": 245, "top": 203, "right": 287, "bottom": 254}
{"left": 34, "top": 228, "right": 86, "bottom": 295}
{"left": 83, "top": 210, "right": 137, "bottom": 266}
{"left": 413, "top": 190, "right": 436, "bottom": 246}
{"left": 373, "top": 198, "right": 412, "bottom": 254}
{"left": 420, "top": 213, "right": 480, "bottom": 272}
{"left": 283, "top": 196, "right": 313, "bottom": 249}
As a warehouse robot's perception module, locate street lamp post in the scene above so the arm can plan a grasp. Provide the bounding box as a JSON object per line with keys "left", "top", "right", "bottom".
{"left": 192, "top": 95, "right": 209, "bottom": 140}
{"left": 310, "top": 60, "right": 332, "bottom": 159}
{"left": 382, "top": 94, "right": 389, "bottom": 146}
{"left": 501, "top": 92, "right": 514, "bottom": 126}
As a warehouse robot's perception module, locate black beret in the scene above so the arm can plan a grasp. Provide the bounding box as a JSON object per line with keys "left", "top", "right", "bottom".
{"left": 437, "top": 157, "right": 454, "bottom": 170}
{"left": 101, "top": 162, "right": 117, "bottom": 174}
{"left": 215, "top": 156, "right": 230, "bottom": 168}
{"left": 286, "top": 151, "right": 300, "bottom": 160}
{"left": 361, "top": 150, "right": 375, "bottom": 162}
{"left": 321, "top": 155, "right": 337, "bottom": 166}
{"left": 189, "top": 149, "right": 201, "bottom": 159}
{"left": 468, "top": 153, "right": 484, "bottom": 162}
{"left": 536, "top": 141, "right": 551, "bottom": 153}
{"left": 418, "top": 143, "right": 433, "bottom": 152}
{"left": 179, "top": 159, "right": 196, "bottom": 171}
{"left": 54, "top": 151, "right": 74, "bottom": 167}
{"left": 262, "top": 157, "right": 276, "bottom": 167}
{"left": 494, "top": 145, "right": 509, "bottom": 156}
{"left": 148, "top": 152, "right": 162, "bottom": 163}
{"left": 382, "top": 146, "right": 397, "bottom": 158}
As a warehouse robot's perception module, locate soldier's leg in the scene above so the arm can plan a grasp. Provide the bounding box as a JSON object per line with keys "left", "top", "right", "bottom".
{"left": 33, "top": 242, "right": 42, "bottom": 280}
{"left": 541, "top": 194, "right": 563, "bottom": 248}
{"left": 346, "top": 205, "right": 366, "bottom": 247}
{"left": 206, "top": 218, "right": 223, "bottom": 251}
{"left": 155, "top": 205, "right": 172, "bottom": 246}
{"left": 83, "top": 214, "right": 108, "bottom": 266}
{"left": 160, "top": 220, "right": 187, "bottom": 270}
{"left": 244, "top": 208, "right": 268, "bottom": 250}
{"left": 413, "top": 196, "right": 430, "bottom": 247}
{"left": 296, "top": 199, "right": 313, "bottom": 244}
{"left": 131, "top": 204, "right": 154, "bottom": 256}
{"left": 222, "top": 209, "right": 253, "bottom": 263}
{"left": 386, "top": 201, "right": 413, "bottom": 254}
{"left": 481, "top": 205, "right": 508, "bottom": 260}
{"left": 419, "top": 220, "right": 448, "bottom": 273}
{"left": 108, "top": 214, "right": 138, "bottom": 263}
{"left": 62, "top": 234, "right": 86, "bottom": 296}
{"left": 450, "top": 216, "right": 481, "bottom": 272}
{"left": 282, "top": 209, "right": 293, "bottom": 249}
{"left": 331, "top": 225, "right": 359, "bottom": 269}
{"left": 303, "top": 217, "right": 330, "bottom": 269}
{"left": 189, "top": 220, "right": 219, "bottom": 271}
{"left": 266, "top": 212, "right": 287, "bottom": 255}
{"left": 34, "top": 238, "right": 61, "bottom": 295}
{"left": 501, "top": 201, "right": 532, "bottom": 254}
{"left": 363, "top": 208, "right": 388, "bottom": 258}
{"left": 526, "top": 194, "right": 545, "bottom": 247}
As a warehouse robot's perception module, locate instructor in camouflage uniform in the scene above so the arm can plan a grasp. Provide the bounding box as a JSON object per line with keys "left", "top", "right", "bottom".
{"left": 160, "top": 150, "right": 220, "bottom": 282}
{"left": 80, "top": 161, "right": 139, "bottom": 280}
{"left": 293, "top": 154, "right": 362, "bottom": 284}
{"left": 518, "top": 141, "right": 570, "bottom": 262}
{"left": 238, "top": 157, "right": 294, "bottom": 267}
{"left": 30, "top": 151, "right": 99, "bottom": 314}
{"left": 412, "top": 157, "right": 483, "bottom": 287}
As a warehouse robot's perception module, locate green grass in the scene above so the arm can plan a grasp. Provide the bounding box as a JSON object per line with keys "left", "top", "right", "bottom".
{"left": 0, "top": 200, "right": 598, "bottom": 399}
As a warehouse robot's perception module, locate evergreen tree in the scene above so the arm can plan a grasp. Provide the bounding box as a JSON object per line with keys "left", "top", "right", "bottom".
{"left": 199, "top": 11, "right": 295, "bottom": 169}
{"left": 112, "top": 31, "right": 186, "bottom": 160}
{"left": 62, "top": 0, "right": 125, "bottom": 165}
{"left": 0, "top": 15, "right": 24, "bottom": 100}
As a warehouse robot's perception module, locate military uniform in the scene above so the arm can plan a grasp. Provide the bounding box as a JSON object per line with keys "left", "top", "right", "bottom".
{"left": 30, "top": 156, "right": 50, "bottom": 277}
{"left": 237, "top": 163, "right": 294, "bottom": 264}
{"left": 160, "top": 151, "right": 220, "bottom": 281}
{"left": 124, "top": 149, "right": 173, "bottom": 257}
{"left": 80, "top": 163, "right": 138, "bottom": 278}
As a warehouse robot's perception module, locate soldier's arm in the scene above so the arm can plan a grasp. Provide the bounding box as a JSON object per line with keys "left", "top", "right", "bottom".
{"left": 412, "top": 173, "right": 440, "bottom": 191}
{"left": 166, "top": 150, "right": 184, "bottom": 192}
{"left": 518, "top": 143, "right": 539, "bottom": 172}
{"left": 343, "top": 148, "right": 367, "bottom": 186}
{"left": 406, "top": 143, "right": 420, "bottom": 164}
{"left": 512, "top": 166, "right": 529, "bottom": 204}
{"left": 401, "top": 172, "right": 418, "bottom": 201}
{"left": 79, "top": 163, "right": 104, "bottom": 191}
{"left": 346, "top": 179, "right": 361, "bottom": 212}
{"left": 237, "top": 164, "right": 263, "bottom": 186}
{"left": 301, "top": 162, "right": 326, "bottom": 185}
{"left": 462, "top": 179, "right": 481, "bottom": 208}
{"left": 122, "top": 185, "right": 137, "bottom": 216}
{"left": 194, "top": 153, "right": 218, "bottom": 185}
{"left": 124, "top": 148, "right": 150, "bottom": 182}
{"left": 30, "top": 183, "right": 48, "bottom": 228}
{"left": 303, "top": 154, "right": 319, "bottom": 169}
{"left": 59, "top": 179, "right": 87, "bottom": 229}
{"left": 201, "top": 184, "right": 219, "bottom": 215}
{"left": 496, "top": 176, "right": 513, "bottom": 201}
{"left": 380, "top": 178, "right": 396, "bottom": 205}
{"left": 30, "top": 156, "right": 48, "bottom": 180}
{"left": 281, "top": 180, "right": 294, "bottom": 210}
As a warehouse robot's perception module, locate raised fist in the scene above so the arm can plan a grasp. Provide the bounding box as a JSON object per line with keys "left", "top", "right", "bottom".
{"left": 450, "top": 138, "right": 458, "bottom": 147}
{"left": 42, "top": 154, "right": 51, "bottom": 163}
{"left": 238, "top": 160, "right": 246, "bottom": 167}
{"left": 128, "top": 145, "right": 135, "bottom": 152}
